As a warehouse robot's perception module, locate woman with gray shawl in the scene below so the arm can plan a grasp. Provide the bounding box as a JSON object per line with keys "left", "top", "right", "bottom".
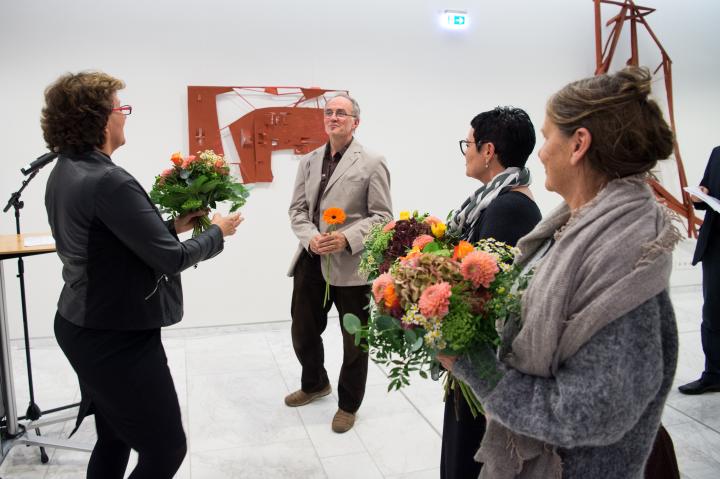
{"left": 438, "top": 66, "right": 681, "bottom": 478}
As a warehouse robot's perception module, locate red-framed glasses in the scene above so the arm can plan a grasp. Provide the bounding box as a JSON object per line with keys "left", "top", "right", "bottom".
{"left": 112, "top": 105, "right": 132, "bottom": 116}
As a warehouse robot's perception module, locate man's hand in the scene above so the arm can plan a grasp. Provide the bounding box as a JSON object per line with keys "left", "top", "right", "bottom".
{"left": 690, "top": 185, "right": 710, "bottom": 203}
{"left": 310, "top": 232, "right": 348, "bottom": 255}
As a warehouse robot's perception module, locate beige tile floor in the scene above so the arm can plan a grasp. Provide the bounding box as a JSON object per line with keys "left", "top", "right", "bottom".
{"left": 0, "top": 287, "right": 718, "bottom": 478}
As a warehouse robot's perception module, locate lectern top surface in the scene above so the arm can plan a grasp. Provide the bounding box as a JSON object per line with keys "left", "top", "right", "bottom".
{"left": 0, "top": 233, "right": 55, "bottom": 257}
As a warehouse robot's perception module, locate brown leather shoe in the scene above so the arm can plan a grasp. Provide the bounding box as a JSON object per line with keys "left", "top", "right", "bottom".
{"left": 331, "top": 408, "right": 356, "bottom": 433}
{"left": 284, "top": 384, "right": 332, "bottom": 407}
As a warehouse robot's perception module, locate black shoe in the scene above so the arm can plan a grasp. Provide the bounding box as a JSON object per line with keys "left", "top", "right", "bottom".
{"left": 678, "top": 377, "right": 720, "bottom": 395}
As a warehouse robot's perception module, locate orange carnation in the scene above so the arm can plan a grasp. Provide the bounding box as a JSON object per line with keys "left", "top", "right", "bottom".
{"left": 323, "top": 207, "right": 346, "bottom": 225}
{"left": 452, "top": 240, "right": 475, "bottom": 261}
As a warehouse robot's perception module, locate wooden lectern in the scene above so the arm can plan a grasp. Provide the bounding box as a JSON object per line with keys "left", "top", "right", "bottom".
{"left": 0, "top": 233, "right": 92, "bottom": 465}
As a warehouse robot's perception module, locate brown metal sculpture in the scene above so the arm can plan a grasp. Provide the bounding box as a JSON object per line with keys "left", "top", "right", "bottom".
{"left": 188, "top": 87, "right": 347, "bottom": 183}
{"left": 594, "top": 0, "right": 701, "bottom": 236}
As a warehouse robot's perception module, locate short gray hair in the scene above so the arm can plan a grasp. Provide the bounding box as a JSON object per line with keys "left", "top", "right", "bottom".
{"left": 330, "top": 92, "right": 361, "bottom": 119}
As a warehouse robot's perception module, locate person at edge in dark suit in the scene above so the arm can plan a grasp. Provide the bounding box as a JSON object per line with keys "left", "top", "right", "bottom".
{"left": 679, "top": 146, "right": 720, "bottom": 395}
{"left": 440, "top": 106, "right": 542, "bottom": 479}
{"left": 285, "top": 93, "right": 393, "bottom": 433}
{"left": 43, "top": 71, "right": 242, "bottom": 479}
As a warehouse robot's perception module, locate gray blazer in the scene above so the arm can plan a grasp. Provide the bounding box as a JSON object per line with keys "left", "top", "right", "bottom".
{"left": 287, "top": 140, "right": 392, "bottom": 286}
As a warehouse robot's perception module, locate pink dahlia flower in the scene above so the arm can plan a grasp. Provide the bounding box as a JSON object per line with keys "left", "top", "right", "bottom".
{"left": 372, "top": 273, "right": 394, "bottom": 304}
{"left": 382, "top": 220, "right": 396, "bottom": 233}
{"left": 424, "top": 215, "right": 442, "bottom": 226}
{"left": 412, "top": 234, "right": 435, "bottom": 251}
{"left": 419, "top": 282, "right": 452, "bottom": 319}
{"left": 461, "top": 251, "right": 499, "bottom": 288}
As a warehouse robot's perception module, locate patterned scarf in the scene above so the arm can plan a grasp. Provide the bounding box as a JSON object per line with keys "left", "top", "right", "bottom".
{"left": 448, "top": 167, "right": 531, "bottom": 237}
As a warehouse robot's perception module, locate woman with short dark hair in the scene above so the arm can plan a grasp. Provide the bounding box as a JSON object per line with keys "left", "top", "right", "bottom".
{"left": 441, "top": 106, "right": 541, "bottom": 479}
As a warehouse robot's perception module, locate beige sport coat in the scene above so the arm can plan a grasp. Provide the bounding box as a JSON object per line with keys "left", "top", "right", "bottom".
{"left": 287, "top": 140, "right": 392, "bottom": 286}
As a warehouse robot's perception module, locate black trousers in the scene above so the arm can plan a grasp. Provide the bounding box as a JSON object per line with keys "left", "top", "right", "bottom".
{"left": 291, "top": 250, "right": 370, "bottom": 413}
{"left": 701, "top": 244, "right": 720, "bottom": 379}
{"left": 55, "top": 314, "right": 186, "bottom": 479}
{"left": 440, "top": 388, "right": 486, "bottom": 479}
{"left": 644, "top": 425, "right": 680, "bottom": 479}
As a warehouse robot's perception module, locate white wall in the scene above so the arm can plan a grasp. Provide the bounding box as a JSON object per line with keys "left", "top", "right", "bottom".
{"left": 1, "top": 0, "right": 717, "bottom": 339}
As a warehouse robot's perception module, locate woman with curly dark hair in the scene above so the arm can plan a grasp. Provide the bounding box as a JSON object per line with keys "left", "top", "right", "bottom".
{"left": 42, "top": 71, "right": 243, "bottom": 479}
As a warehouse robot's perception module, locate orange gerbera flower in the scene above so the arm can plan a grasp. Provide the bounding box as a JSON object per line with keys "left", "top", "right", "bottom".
{"left": 323, "top": 207, "right": 346, "bottom": 225}
{"left": 452, "top": 240, "right": 475, "bottom": 261}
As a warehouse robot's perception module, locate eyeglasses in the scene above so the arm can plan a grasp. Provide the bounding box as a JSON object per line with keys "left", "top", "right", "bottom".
{"left": 112, "top": 105, "right": 132, "bottom": 116}
{"left": 323, "top": 109, "right": 355, "bottom": 119}
{"left": 459, "top": 139, "right": 478, "bottom": 155}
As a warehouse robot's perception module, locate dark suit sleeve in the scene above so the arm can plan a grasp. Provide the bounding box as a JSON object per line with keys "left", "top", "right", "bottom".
{"left": 94, "top": 168, "right": 224, "bottom": 275}
{"left": 472, "top": 193, "right": 541, "bottom": 247}
{"left": 695, "top": 147, "right": 720, "bottom": 211}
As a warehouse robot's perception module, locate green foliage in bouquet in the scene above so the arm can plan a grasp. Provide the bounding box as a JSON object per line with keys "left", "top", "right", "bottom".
{"left": 149, "top": 150, "right": 250, "bottom": 236}
{"left": 358, "top": 223, "right": 394, "bottom": 281}
{"left": 344, "top": 309, "right": 431, "bottom": 390}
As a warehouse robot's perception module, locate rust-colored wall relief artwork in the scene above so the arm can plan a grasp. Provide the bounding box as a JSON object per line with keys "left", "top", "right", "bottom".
{"left": 593, "top": 0, "right": 701, "bottom": 236}
{"left": 188, "top": 87, "right": 347, "bottom": 184}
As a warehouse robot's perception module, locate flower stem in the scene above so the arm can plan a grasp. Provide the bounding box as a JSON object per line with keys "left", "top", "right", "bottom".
{"left": 192, "top": 214, "right": 212, "bottom": 238}
{"left": 323, "top": 255, "right": 331, "bottom": 307}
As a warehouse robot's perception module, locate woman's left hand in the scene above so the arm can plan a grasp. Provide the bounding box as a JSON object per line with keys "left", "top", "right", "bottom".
{"left": 174, "top": 210, "right": 208, "bottom": 234}
{"left": 437, "top": 352, "right": 459, "bottom": 372}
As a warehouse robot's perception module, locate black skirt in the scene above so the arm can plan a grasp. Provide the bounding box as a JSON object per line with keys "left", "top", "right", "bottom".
{"left": 54, "top": 313, "right": 185, "bottom": 453}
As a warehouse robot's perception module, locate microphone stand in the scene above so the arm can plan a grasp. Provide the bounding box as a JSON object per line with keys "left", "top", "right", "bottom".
{"left": 3, "top": 169, "right": 49, "bottom": 463}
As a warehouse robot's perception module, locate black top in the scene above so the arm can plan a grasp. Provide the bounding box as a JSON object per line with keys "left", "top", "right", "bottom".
{"left": 45, "top": 150, "right": 224, "bottom": 330}
{"left": 464, "top": 190, "right": 542, "bottom": 246}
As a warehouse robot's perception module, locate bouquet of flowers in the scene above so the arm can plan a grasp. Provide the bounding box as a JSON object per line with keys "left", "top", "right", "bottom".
{"left": 150, "top": 150, "right": 250, "bottom": 237}
{"left": 345, "top": 212, "right": 524, "bottom": 416}
{"left": 359, "top": 210, "right": 449, "bottom": 281}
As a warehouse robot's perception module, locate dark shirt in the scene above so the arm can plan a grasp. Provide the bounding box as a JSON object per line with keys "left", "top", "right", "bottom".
{"left": 464, "top": 190, "right": 542, "bottom": 246}
{"left": 312, "top": 138, "right": 353, "bottom": 226}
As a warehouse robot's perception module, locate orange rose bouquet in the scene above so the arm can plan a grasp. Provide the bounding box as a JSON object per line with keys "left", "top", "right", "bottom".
{"left": 150, "top": 150, "right": 250, "bottom": 237}
{"left": 322, "top": 207, "right": 347, "bottom": 306}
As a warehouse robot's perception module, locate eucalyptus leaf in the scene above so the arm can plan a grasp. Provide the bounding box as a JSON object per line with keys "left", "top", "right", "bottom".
{"left": 343, "top": 313, "right": 362, "bottom": 334}
{"left": 376, "top": 315, "right": 400, "bottom": 332}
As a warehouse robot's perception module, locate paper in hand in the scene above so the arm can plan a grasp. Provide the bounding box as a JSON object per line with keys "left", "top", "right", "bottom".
{"left": 684, "top": 186, "right": 720, "bottom": 213}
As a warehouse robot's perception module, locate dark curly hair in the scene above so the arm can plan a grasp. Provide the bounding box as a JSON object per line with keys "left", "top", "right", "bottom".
{"left": 41, "top": 71, "right": 125, "bottom": 154}
{"left": 546, "top": 66, "right": 674, "bottom": 179}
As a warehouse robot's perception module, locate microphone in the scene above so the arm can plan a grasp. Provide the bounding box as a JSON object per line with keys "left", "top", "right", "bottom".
{"left": 21, "top": 152, "right": 58, "bottom": 176}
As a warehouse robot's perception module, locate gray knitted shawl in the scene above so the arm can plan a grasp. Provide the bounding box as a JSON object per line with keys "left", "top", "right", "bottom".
{"left": 476, "top": 175, "right": 682, "bottom": 479}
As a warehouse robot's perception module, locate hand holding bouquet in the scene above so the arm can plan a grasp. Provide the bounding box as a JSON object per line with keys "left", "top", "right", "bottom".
{"left": 150, "top": 150, "right": 250, "bottom": 237}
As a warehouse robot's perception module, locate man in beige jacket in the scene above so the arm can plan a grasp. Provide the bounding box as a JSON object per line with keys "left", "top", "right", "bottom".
{"left": 286, "top": 93, "right": 392, "bottom": 432}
